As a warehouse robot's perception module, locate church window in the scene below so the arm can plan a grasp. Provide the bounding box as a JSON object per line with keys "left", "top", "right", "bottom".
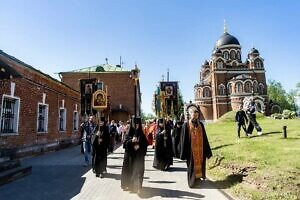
{"left": 245, "top": 82, "right": 252, "bottom": 93}
{"left": 255, "top": 61, "right": 262, "bottom": 68}
{"left": 227, "top": 83, "right": 232, "bottom": 94}
{"left": 259, "top": 84, "right": 264, "bottom": 94}
{"left": 237, "top": 51, "right": 241, "bottom": 60}
{"left": 235, "top": 82, "right": 243, "bottom": 93}
{"left": 219, "top": 85, "right": 226, "bottom": 95}
{"left": 217, "top": 61, "right": 223, "bottom": 69}
{"left": 224, "top": 51, "right": 229, "bottom": 60}
{"left": 253, "top": 82, "right": 258, "bottom": 93}
{"left": 203, "top": 88, "right": 210, "bottom": 97}
{"left": 230, "top": 50, "right": 236, "bottom": 59}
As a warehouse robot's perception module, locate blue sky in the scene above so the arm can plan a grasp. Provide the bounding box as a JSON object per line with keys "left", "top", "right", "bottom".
{"left": 1, "top": 0, "right": 299, "bottom": 114}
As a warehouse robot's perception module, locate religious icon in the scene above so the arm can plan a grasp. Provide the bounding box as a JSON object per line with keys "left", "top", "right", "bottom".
{"left": 85, "top": 84, "right": 93, "bottom": 94}
{"left": 94, "top": 93, "right": 105, "bottom": 107}
{"left": 165, "top": 86, "right": 173, "bottom": 96}
{"left": 92, "top": 89, "right": 107, "bottom": 109}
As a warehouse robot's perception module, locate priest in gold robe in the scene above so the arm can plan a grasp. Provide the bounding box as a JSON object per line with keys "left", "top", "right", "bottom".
{"left": 179, "top": 108, "right": 212, "bottom": 188}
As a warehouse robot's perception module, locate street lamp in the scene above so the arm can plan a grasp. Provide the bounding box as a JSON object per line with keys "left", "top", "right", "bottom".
{"left": 131, "top": 65, "right": 140, "bottom": 117}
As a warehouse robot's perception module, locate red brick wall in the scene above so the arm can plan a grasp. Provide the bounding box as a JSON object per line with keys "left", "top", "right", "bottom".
{"left": 60, "top": 72, "right": 136, "bottom": 121}
{"left": 0, "top": 55, "right": 81, "bottom": 151}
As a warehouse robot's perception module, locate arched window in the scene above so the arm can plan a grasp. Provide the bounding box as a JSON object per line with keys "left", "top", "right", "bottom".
{"left": 235, "top": 82, "right": 243, "bottom": 93}
{"left": 237, "top": 51, "right": 241, "bottom": 60}
{"left": 219, "top": 85, "right": 226, "bottom": 95}
{"left": 227, "top": 83, "right": 232, "bottom": 94}
{"left": 217, "top": 61, "right": 223, "bottom": 69}
{"left": 230, "top": 50, "right": 236, "bottom": 59}
{"left": 259, "top": 84, "right": 264, "bottom": 94}
{"left": 198, "top": 90, "right": 201, "bottom": 98}
{"left": 245, "top": 81, "right": 252, "bottom": 93}
{"left": 255, "top": 61, "right": 262, "bottom": 68}
{"left": 203, "top": 88, "right": 210, "bottom": 97}
{"left": 253, "top": 82, "right": 258, "bottom": 93}
{"left": 224, "top": 51, "right": 229, "bottom": 60}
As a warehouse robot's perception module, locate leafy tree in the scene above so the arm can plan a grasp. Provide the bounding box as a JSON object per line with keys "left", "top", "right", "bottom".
{"left": 268, "top": 79, "right": 289, "bottom": 109}
{"left": 267, "top": 79, "right": 298, "bottom": 111}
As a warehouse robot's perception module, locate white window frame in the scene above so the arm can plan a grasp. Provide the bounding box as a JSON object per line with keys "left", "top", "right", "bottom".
{"left": 59, "top": 107, "right": 67, "bottom": 132}
{"left": 0, "top": 95, "right": 20, "bottom": 135}
{"left": 73, "top": 111, "right": 79, "bottom": 131}
{"left": 37, "top": 103, "right": 49, "bottom": 133}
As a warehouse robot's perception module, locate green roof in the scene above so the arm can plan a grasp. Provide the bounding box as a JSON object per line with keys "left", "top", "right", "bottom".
{"left": 70, "top": 64, "right": 129, "bottom": 72}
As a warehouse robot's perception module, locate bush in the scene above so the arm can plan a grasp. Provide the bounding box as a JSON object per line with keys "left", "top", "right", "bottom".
{"left": 271, "top": 113, "right": 282, "bottom": 119}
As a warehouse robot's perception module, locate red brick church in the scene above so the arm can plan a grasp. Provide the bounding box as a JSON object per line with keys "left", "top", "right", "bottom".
{"left": 194, "top": 26, "right": 269, "bottom": 121}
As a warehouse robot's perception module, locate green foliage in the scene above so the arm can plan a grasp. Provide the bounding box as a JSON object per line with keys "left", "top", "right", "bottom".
{"left": 271, "top": 113, "right": 283, "bottom": 119}
{"left": 268, "top": 79, "right": 298, "bottom": 111}
{"left": 268, "top": 79, "right": 290, "bottom": 110}
{"left": 141, "top": 110, "right": 155, "bottom": 121}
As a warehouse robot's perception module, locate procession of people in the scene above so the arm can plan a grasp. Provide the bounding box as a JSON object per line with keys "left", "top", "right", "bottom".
{"left": 79, "top": 104, "right": 215, "bottom": 196}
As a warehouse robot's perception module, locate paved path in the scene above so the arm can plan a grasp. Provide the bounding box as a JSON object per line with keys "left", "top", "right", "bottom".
{"left": 0, "top": 145, "right": 231, "bottom": 200}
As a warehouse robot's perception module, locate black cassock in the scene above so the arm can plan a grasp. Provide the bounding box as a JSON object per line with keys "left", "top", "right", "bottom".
{"left": 121, "top": 127, "right": 148, "bottom": 191}
{"left": 179, "top": 120, "right": 212, "bottom": 188}
{"left": 92, "top": 125, "right": 109, "bottom": 175}
{"left": 171, "top": 124, "right": 182, "bottom": 158}
{"left": 153, "top": 126, "right": 173, "bottom": 170}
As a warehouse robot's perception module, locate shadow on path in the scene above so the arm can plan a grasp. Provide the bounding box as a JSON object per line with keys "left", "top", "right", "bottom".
{"left": 193, "top": 175, "right": 243, "bottom": 190}
{"left": 139, "top": 186, "right": 205, "bottom": 199}
{"left": 0, "top": 165, "right": 89, "bottom": 200}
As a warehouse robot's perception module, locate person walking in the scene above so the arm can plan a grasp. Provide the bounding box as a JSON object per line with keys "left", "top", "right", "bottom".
{"left": 81, "top": 115, "right": 97, "bottom": 166}
{"left": 92, "top": 117, "right": 110, "bottom": 178}
{"left": 153, "top": 118, "right": 173, "bottom": 171}
{"left": 246, "top": 100, "right": 263, "bottom": 136}
{"left": 235, "top": 105, "right": 248, "bottom": 138}
{"left": 121, "top": 117, "right": 148, "bottom": 195}
{"left": 180, "top": 108, "right": 212, "bottom": 188}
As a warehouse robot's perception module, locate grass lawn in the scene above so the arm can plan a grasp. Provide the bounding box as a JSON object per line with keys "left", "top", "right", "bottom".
{"left": 205, "top": 112, "right": 300, "bottom": 200}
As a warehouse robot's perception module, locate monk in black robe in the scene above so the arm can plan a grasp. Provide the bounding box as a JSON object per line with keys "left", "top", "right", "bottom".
{"left": 153, "top": 118, "right": 173, "bottom": 170}
{"left": 171, "top": 117, "right": 183, "bottom": 159}
{"left": 92, "top": 117, "right": 109, "bottom": 178}
{"left": 121, "top": 117, "right": 148, "bottom": 195}
{"left": 180, "top": 109, "right": 212, "bottom": 188}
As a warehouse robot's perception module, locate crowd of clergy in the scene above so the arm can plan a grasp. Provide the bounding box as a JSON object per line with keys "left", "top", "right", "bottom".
{"left": 80, "top": 108, "right": 212, "bottom": 196}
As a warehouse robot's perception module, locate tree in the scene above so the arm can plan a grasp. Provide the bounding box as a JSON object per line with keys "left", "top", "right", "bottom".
{"left": 268, "top": 79, "right": 288, "bottom": 109}
{"left": 267, "top": 79, "right": 297, "bottom": 111}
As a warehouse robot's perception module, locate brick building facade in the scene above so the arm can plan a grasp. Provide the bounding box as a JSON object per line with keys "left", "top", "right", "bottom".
{"left": 59, "top": 64, "right": 141, "bottom": 123}
{"left": 194, "top": 29, "right": 269, "bottom": 121}
{"left": 0, "top": 50, "right": 81, "bottom": 158}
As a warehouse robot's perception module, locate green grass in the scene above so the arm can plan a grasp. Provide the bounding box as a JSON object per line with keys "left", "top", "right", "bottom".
{"left": 205, "top": 112, "right": 300, "bottom": 200}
